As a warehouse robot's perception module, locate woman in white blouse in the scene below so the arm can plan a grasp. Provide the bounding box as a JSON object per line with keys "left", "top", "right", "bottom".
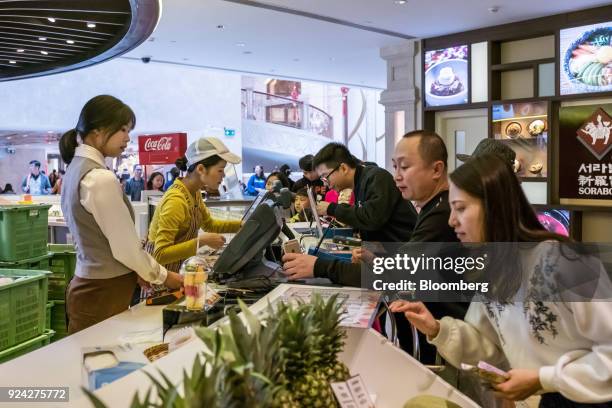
{"left": 59, "top": 95, "right": 182, "bottom": 333}
{"left": 391, "top": 154, "right": 612, "bottom": 407}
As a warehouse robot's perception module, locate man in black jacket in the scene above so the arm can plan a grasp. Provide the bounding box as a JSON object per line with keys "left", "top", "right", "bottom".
{"left": 312, "top": 142, "right": 416, "bottom": 242}
{"left": 282, "top": 131, "right": 467, "bottom": 364}
{"left": 283, "top": 132, "right": 455, "bottom": 284}
{"left": 291, "top": 154, "right": 328, "bottom": 199}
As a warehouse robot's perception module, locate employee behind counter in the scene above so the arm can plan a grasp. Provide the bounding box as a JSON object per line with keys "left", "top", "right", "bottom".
{"left": 59, "top": 95, "right": 182, "bottom": 334}
{"left": 145, "top": 137, "right": 243, "bottom": 273}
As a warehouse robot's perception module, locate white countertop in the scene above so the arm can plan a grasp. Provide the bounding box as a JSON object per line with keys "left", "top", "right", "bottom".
{"left": 0, "top": 284, "right": 296, "bottom": 407}
{"left": 0, "top": 303, "right": 165, "bottom": 407}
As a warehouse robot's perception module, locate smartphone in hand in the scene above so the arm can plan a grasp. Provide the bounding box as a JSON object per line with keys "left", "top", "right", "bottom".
{"left": 461, "top": 361, "right": 509, "bottom": 384}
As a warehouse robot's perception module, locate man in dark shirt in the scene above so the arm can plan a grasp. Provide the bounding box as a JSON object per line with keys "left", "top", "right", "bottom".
{"left": 283, "top": 131, "right": 466, "bottom": 364}
{"left": 314, "top": 142, "right": 416, "bottom": 242}
{"left": 291, "top": 154, "right": 328, "bottom": 199}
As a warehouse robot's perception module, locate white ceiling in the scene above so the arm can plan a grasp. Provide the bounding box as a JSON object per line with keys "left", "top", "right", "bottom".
{"left": 122, "top": 0, "right": 612, "bottom": 89}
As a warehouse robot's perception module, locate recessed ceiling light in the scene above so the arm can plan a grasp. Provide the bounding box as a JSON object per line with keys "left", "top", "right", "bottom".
{"left": 47, "top": 17, "right": 56, "bottom": 23}
{"left": 148, "top": 37, "right": 155, "bottom": 42}
{"left": 243, "top": 51, "right": 252, "bottom": 55}
{"left": 235, "top": 42, "right": 246, "bottom": 47}
{"left": 488, "top": 6, "right": 499, "bottom": 13}
{"left": 293, "top": 58, "right": 300, "bottom": 62}
{"left": 182, "top": 58, "right": 189, "bottom": 61}
{"left": 87, "top": 22, "right": 96, "bottom": 28}
{"left": 47, "top": 131, "right": 54, "bottom": 134}
{"left": 66, "top": 40, "right": 74, "bottom": 44}
{"left": 17, "top": 49, "right": 24, "bottom": 53}
{"left": 8, "top": 60, "right": 16, "bottom": 64}
{"left": 329, "top": 57, "right": 336, "bottom": 61}
{"left": 394, "top": 0, "right": 407, "bottom": 4}
{"left": 39, "top": 37, "right": 47, "bottom": 41}
{"left": 41, "top": 51, "right": 48, "bottom": 55}
{"left": 216, "top": 24, "right": 225, "bottom": 29}
{"left": 170, "top": 40, "right": 177, "bottom": 43}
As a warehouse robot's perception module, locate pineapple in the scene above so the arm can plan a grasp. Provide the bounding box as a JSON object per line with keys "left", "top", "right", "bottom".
{"left": 311, "top": 294, "right": 351, "bottom": 383}
{"left": 271, "top": 298, "right": 339, "bottom": 407}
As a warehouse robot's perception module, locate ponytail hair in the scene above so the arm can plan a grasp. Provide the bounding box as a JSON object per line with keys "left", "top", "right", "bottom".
{"left": 175, "top": 156, "right": 188, "bottom": 172}
{"left": 59, "top": 95, "right": 136, "bottom": 165}
{"left": 60, "top": 129, "right": 79, "bottom": 164}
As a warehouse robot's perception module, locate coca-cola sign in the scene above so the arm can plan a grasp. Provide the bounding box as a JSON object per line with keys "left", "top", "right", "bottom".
{"left": 138, "top": 133, "right": 187, "bottom": 165}
{"left": 143, "top": 136, "right": 172, "bottom": 152}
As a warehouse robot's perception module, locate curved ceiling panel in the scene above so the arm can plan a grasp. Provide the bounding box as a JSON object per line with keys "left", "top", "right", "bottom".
{"left": 0, "top": 0, "right": 160, "bottom": 81}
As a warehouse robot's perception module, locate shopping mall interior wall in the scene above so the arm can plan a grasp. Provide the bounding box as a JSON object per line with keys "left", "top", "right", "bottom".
{"left": 0, "top": 58, "right": 243, "bottom": 176}
{"left": 0, "top": 147, "right": 46, "bottom": 193}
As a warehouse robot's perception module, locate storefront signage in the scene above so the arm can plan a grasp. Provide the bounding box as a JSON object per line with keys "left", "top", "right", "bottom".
{"left": 559, "top": 104, "right": 612, "bottom": 204}
{"left": 138, "top": 133, "right": 187, "bottom": 165}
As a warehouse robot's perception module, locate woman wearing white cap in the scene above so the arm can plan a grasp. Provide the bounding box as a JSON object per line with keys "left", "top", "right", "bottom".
{"left": 146, "top": 137, "right": 243, "bottom": 272}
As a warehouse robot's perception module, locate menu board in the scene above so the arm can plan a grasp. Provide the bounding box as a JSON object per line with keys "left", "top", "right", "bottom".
{"left": 559, "top": 103, "right": 612, "bottom": 204}
{"left": 266, "top": 287, "right": 381, "bottom": 329}
{"left": 560, "top": 21, "right": 612, "bottom": 95}
{"left": 424, "top": 45, "right": 469, "bottom": 107}
{"left": 536, "top": 209, "right": 571, "bottom": 237}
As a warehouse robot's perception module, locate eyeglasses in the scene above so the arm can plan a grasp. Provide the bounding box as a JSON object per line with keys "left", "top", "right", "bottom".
{"left": 320, "top": 165, "right": 340, "bottom": 184}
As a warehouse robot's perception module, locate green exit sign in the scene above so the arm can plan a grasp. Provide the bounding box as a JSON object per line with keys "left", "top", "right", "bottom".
{"left": 224, "top": 128, "right": 235, "bottom": 137}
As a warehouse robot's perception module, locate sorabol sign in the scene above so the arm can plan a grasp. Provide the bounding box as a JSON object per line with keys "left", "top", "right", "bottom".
{"left": 138, "top": 133, "right": 187, "bottom": 165}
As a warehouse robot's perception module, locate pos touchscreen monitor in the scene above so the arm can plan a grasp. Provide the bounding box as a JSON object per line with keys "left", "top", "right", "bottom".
{"left": 213, "top": 197, "right": 281, "bottom": 281}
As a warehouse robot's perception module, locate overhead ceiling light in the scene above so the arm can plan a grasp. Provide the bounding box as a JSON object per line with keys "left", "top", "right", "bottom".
{"left": 47, "top": 131, "right": 54, "bottom": 134}
{"left": 47, "top": 17, "right": 56, "bottom": 23}
{"left": 41, "top": 51, "right": 48, "bottom": 55}
{"left": 8, "top": 60, "right": 16, "bottom": 64}
{"left": 87, "top": 22, "right": 96, "bottom": 28}
{"left": 394, "top": 0, "right": 407, "bottom": 4}
{"left": 182, "top": 58, "right": 189, "bottom": 61}
{"left": 293, "top": 58, "right": 300, "bottom": 62}
{"left": 16, "top": 49, "right": 24, "bottom": 53}
{"left": 235, "top": 42, "right": 246, "bottom": 47}
{"left": 39, "top": 37, "right": 47, "bottom": 41}
{"left": 243, "top": 51, "right": 252, "bottom": 55}
{"left": 66, "top": 40, "right": 74, "bottom": 44}
{"left": 488, "top": 6, "right": 500, "bottom": 13}
{"left": 216, "top": 24, "right": 225, "bottom": 29}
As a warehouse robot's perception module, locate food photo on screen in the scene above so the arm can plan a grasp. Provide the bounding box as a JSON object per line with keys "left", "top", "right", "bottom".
{"left": 560, "top": 21, "right": 612, "bottom": 95}
{"left": 424, "top": 45, "right": 469, "bottom": 107}
{"left": 536, "top": 209, "right": 571, "bottom": 237}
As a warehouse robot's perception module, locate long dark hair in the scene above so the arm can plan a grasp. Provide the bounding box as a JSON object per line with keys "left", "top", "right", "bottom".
{"left": 451, "top": 155, "right": 568, "bottom": 302}
{"left": 147, "top": 172, "right": 165, "bottom": 191}
{"left": 450, "top": 154, "right": 566, "bottom": 243}
{"left": 59, "top": 95, "right": 136, "bottom": 164}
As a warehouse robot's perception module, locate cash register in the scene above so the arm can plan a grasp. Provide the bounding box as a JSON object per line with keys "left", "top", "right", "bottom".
{"left": 162, "top": 186, "right": 296, "bottom": 336}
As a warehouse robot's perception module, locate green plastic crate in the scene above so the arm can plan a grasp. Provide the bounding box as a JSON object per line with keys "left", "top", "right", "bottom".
{"left": 45, "top": 301, "right": 54, "bottom": 330}
{"left": 50, "top": 300, "right": 68, "bottom": 341}
{"left": 0, "top": 329, "right": 54, "bottom": 364}
{"left": 0, "top": 269, "right": 49, "bottom": 352}
{"left": 0, "top": 204, "right": 51, "bottom": 262}
{"left": 0, "top": 253, "right": 52, "bottom": 271}
{"left": 47, "top": 244, "right": 76, "bottom": 301}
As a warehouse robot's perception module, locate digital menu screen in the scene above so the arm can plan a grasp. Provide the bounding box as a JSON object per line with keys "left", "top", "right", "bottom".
{"left": 560, "top": 21, "right": 612, "bottom": 95}
{"left": 536, "top": 209, "right": 571, "bottom": 237}
{"left": 424, "top": 45, "right": 469, "bottom": 107}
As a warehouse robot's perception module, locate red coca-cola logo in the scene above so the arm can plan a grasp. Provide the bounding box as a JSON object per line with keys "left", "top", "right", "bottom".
{"left": 143, "top": 136, "right": 172, "bottom": 151}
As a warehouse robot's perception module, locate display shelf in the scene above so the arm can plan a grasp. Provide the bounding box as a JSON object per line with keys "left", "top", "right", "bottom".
{"left": 520, "top": 176, "right": 548, "bottom": 182}
{"left": 491, "top": 58, "right": 555, "bottom": 71}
